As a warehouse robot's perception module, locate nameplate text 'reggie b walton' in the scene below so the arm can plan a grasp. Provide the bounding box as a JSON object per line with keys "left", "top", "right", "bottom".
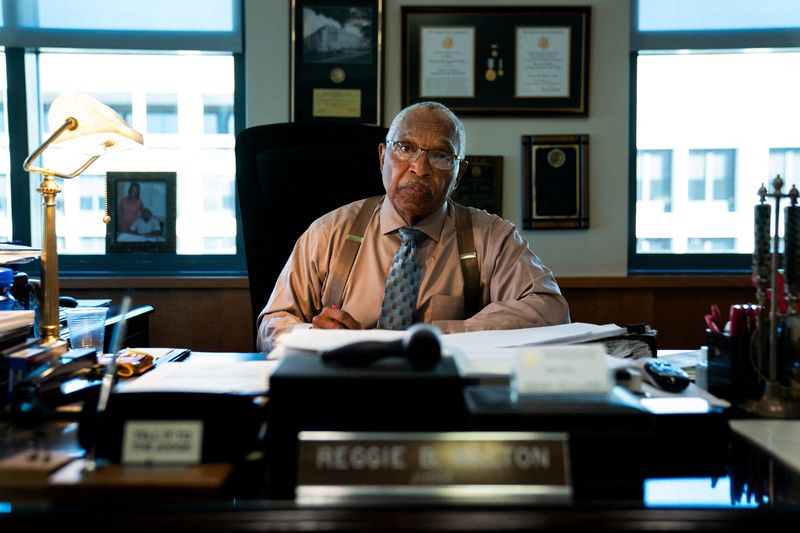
{"left": 296, "top": 431, "right": 572, "bottom": 503}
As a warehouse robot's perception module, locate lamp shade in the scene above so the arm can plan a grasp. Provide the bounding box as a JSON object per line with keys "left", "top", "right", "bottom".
{"left": 48, "top": 92, "right": 144, "bottom": 156}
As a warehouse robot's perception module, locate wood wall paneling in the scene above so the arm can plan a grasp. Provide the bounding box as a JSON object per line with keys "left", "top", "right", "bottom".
{"left": 61, "top": 276, "right": 755, "bottom": 352}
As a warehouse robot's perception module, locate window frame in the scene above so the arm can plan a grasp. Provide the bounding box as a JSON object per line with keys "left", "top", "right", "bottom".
{"left": 4, "top": 46, "right": 246, "bottom": 277}
{"left": 628, "top": 1, "right": 800, "bottom": 275}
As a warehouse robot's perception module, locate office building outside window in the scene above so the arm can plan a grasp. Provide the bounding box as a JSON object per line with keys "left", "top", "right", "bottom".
{"left": 770, "top": 148, "right": 800, "bottom": 184}
{"left": 631, "top": 0, "right": 800, "bottom": 272}
{"left": 1, "top": 0, "right": 243, "bottom": 275}
{"left": 35, "top": 52, "right": 237, "bottom": 257}
{"left": 636, "top": 149, "right": 672, "bottom": 212}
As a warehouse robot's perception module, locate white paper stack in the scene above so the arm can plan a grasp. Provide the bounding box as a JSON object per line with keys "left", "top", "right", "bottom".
{"left": 0, "top": 244, "right": 41, "bottom": 265}
{"left": 0, "top": 310, "right": 35, "bottom": 334}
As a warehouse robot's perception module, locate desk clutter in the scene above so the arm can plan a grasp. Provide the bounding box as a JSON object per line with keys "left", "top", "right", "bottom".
{"left": 1, "top": 320, "right": 747, "bottom": 508}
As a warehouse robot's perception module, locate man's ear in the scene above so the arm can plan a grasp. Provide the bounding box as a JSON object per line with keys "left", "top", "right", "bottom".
{"left": 454, "top": 159, "right": 469, "bottom": 189}
{"left": 378, "top": 143, "right": 387, "bottom": 173}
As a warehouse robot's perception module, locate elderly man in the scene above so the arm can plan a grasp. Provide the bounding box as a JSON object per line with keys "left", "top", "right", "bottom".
{"left": 257, "top": 101, "right": 569, "bottom": 352}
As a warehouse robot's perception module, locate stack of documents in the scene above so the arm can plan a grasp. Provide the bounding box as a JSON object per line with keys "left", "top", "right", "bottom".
{"left": 0, "top": 310, "right": 35, "bottom": 334}
{"left": 118, "top": 358, "right": 278, "bottom": 395}
{"left": 441, "top": 323, "right": 627, "bottom": 380}
{"left": 276, "top": 322, "right": 628, "bottom": 381}
{"left": 0, "top": 244, "right": 40, "bottom": 265}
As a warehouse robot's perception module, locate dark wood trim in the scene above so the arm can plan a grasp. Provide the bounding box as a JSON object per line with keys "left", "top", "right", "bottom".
{"left": 558, "top": 275, "right": 751, "bottom": 289}
{"left": 60, "top": 275, "right": 751, "bottom": 291}
{"left": 61, "top": 277, "right": 249, "bottom": 290}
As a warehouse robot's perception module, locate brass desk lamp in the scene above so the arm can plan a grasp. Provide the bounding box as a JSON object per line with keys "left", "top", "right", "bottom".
{"left": 23, "top": 92, "right": 143, "bottom": 346}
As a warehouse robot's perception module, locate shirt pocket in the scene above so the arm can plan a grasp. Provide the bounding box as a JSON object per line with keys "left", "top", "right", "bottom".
{"left": 427, "top": 294, "right": 464, "bottom": 321}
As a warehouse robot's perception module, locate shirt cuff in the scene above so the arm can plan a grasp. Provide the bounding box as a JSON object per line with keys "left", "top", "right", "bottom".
{"left": 431, "top": 320, "right": 466, "bottom": 334}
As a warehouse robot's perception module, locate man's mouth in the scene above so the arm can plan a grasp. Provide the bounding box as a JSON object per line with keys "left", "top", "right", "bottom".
{"left": 400, "top": 180, "right": 431, "bottom": 197}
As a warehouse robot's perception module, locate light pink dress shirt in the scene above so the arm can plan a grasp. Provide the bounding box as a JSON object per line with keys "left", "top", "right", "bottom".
{"left": 257, "top": 196, "right": 570, "bottom": 352}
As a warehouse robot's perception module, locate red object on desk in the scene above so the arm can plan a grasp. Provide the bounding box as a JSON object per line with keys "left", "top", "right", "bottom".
{"left": 705, "top": 314, "right": 721, "bottom": 334}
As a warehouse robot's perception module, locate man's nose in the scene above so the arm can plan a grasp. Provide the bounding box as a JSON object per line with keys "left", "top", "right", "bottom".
{"left": 409, "top": 150, "right": 432, "bottom": 174}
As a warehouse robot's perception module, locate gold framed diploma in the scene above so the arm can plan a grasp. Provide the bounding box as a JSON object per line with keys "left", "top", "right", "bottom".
{"left": 402, "top": 6, "right": 590, "bottom": 116}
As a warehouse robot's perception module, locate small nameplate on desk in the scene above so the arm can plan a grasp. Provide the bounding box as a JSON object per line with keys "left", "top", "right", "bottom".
{"left": 513, "top": 344, "right": 610, "bottom": 397}
{"left": 296, "top": 431, "right": 571, "bottom": 502}
{"left": 122, "top": 420, "right": 203, "bottom": 465}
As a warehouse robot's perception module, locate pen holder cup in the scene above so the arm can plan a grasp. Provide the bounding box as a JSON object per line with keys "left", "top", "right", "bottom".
{"left": 705, "top": 330, "right": 764, "bottom": 405}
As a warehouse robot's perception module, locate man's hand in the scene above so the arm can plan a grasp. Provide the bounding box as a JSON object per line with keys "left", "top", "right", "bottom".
{"left": 312, "top": 305, "right": 363, "bottom": 330}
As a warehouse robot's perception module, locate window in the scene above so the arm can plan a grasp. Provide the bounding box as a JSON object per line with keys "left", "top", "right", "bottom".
{"left": 1, "top": 1, "right": 244, "bottom": 275}
{"left": 637, "top": 238, "right": 672, "bottom": 253}
{"left": 0, "top": 173, "right": 8, "bottom": 240}
{"left": 688, "top": 149, "right": 735, "bottom": 211}
{"left": 204, "top": 95, "right": 234, "bottom": 135}
{"left": 769, "top": 148, "right": 800, "bottom": 183}
{"left": 687, "top": 238, "right": 736, "bottom": 253}
{"left": 630, "top": 0, "right": 800, "bottom": 272}
{"left": 636, "top": 150, "right": 672, "bottom": 212}
{"left": 146, "top": 94, "right": 179, "bottom": 134}
{"left": 0, "top": 49, "right": 8, "bottom": 242}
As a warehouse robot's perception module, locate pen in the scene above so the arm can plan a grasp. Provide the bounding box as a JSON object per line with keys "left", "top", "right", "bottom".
{"left": 705, "top": 314, "right": 721, "bottom": 334}
{"left": 710, "top": 304, "right": 723, "bottom": 330}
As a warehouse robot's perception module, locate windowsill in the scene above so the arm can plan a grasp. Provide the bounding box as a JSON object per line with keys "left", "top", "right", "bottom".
{"left": 558, "top": 275, "right": 750, "bottom": 289}
{"left": 60, "top": 276, "right": 249, "bottom": 290}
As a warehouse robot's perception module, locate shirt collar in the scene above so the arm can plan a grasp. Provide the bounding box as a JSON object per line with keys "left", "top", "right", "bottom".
{"left": 379, "top": 196, "right": 448, "bottom": 243}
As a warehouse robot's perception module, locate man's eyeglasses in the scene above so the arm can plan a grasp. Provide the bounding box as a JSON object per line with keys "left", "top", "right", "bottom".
{"left": 387, "top": 140, "right": 462, "bottom": 170}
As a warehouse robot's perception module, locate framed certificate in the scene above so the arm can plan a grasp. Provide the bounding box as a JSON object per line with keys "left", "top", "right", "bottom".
{"left": 291, "top": 0, "right": 384, "bottom": 125}
{"left": 402, "top": 6, "right": 590, "bottom": 116}
{"left": 522, "top": 135, "right": 589, "bottom": 230}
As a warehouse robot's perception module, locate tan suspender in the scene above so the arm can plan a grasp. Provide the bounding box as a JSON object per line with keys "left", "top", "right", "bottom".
{"left": 452, "top": 200, "right": 481, "bottom": 318}
{"left": 324, "top": 195, "right": 382, "bottom": 308}
{"left": 325, "top": 196, "right": 482, "bottom": 317}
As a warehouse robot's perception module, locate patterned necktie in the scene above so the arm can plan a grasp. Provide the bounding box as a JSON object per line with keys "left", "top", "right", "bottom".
{"left": 378, "top": 226, "right": 425, "bottom": 330}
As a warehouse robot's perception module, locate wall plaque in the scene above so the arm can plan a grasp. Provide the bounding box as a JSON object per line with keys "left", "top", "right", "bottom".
{"left": 523, "top": 134, "right": 589, "bottom": 230}
{"left": 451, "top": 155, "right": 503, "bottom": 216}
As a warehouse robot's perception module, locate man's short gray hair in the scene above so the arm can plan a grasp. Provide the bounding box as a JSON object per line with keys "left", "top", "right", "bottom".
{"left": 386, "top": 101, "right": 467, "bottom": 159}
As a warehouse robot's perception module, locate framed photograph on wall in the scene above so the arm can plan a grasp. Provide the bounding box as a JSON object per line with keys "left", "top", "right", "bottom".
{"left": 451, "top": 155, "right": 503, "bottom": 216}
{"left": 523, "top": 134, "right": 589, "bottom": 230}
{"left": 402, "top": 5, "right": 590, "bottom": 116}
{"left": 106, "top": 171, "right": 177, "bottom": 253}
{"left": 291, "top": 0, "right": 384, "bottom": 125}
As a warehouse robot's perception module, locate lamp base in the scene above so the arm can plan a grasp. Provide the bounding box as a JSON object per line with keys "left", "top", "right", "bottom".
{"left": 740, "top": 381, "right": 800, "bottom": 418}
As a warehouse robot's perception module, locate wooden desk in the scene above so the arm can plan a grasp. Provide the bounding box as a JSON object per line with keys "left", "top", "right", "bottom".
{"left": 1, "top": 352, "right": 799, "bottom": 531}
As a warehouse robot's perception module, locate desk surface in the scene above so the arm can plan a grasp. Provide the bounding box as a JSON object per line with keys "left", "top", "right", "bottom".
{"left": 1, "top": 351, "right": 799, "bottom": 531}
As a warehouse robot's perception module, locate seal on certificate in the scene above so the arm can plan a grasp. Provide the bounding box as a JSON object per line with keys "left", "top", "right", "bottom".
{"left": 330, "top": 67, "right": 346, "bottom": 84}
{"left": 547, "top": 148, "right": 566, "bottom": 169}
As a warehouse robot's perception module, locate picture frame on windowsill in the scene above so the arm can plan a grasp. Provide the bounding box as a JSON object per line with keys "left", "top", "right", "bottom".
{"left": 106, "top": 171, "right": 177, "bottom": 253}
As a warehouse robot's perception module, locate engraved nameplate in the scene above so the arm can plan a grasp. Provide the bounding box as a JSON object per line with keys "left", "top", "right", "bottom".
{"left": 297, "top": 431, "right": 571, "bottom": 503}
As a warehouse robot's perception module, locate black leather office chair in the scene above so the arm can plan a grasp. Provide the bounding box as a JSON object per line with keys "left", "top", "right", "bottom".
{"left": 235, "top": 121, "right": 389, "bottom": 347}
